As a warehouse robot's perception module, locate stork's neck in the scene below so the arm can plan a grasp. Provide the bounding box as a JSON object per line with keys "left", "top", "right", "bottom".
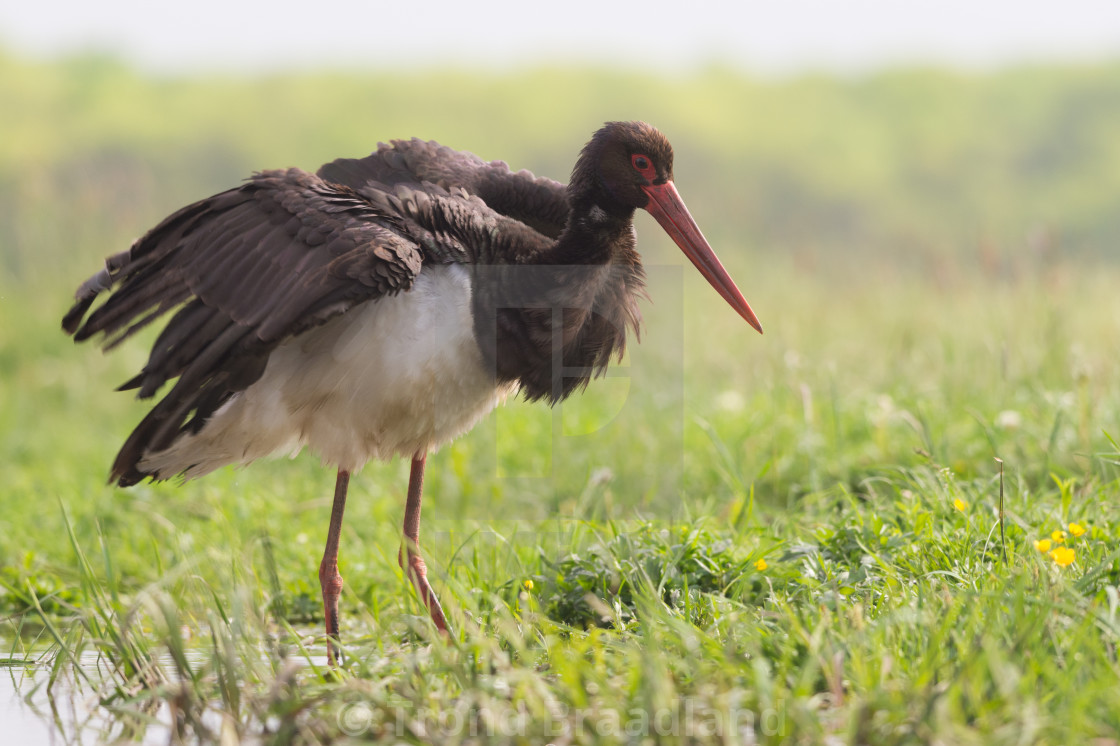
{"left": 470, "top": 193, "right": 646, "bottom": 405}
{"left": 548, "top": 193, "right": 639, "bottom": 267}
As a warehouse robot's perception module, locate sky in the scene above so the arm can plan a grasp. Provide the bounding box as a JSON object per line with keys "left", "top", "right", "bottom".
{"left": 2, "top": 0, "right": 1120, "bottom": 74}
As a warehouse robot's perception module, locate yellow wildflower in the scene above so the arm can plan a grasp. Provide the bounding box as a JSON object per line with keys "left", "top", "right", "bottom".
{"left": 1034, "top": 539, "right": 1051, "bottom": 553}
{"left": 1068, "top": 522, "right": 1086, "bottom": 537}
{"left": 754, "top": 558, "right": 768, "bottom": 572}
{"left": 1051, "top": 530, "right": 1067, "bottom": 544}
{"left": 1050, "top": 546, "right": 1076, "bottom": 567}
{"left": 953, "top": 498, "right": 967, "bottom": 512}
{"left": 522, "top": 579, "right": 534, "bottom": 591}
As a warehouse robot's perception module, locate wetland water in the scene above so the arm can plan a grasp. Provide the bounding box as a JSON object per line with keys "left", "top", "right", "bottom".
{"left": 2, "top": 666, "right": 63, "bottom": 744}
{"left": 1, "top": 648, "right": 182, "bottom": 745}
{"left": 2, "top": 658, "right": 95, "bottom": 745}
{"left": 2, "top": 643, "right": 335, "bottom": 744}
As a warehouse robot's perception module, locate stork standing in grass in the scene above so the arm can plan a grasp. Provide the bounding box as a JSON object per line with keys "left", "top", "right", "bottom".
{"left": 63, "top": 121, "right": 762, "bottom": 663}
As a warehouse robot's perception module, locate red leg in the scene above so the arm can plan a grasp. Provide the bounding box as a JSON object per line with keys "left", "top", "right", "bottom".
{"left": 399, "top": 455, "right": 450, "bottom": 633}
{"left": 319, "top": 468, "right": 349, "bottom": 665}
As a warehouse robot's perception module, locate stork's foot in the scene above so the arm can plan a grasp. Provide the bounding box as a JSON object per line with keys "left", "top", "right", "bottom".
{"left": 399, "top": 545, "right": 449, "bottom": 634}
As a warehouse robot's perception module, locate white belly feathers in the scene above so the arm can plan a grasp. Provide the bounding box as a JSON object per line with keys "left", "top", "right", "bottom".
{"left": 138, "top": 264, "right": 515, "bottom": 479}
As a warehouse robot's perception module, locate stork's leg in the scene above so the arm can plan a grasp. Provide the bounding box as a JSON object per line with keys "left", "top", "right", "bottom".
{"left": 319, "top": 468, "right": 350, "bottom": 665}
{"left": 399, "top": 455, "right": 450, "bottom": 633}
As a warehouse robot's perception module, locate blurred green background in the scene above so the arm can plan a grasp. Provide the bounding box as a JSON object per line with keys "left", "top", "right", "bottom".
{"left": 5, "top": 51, "right": 1120, "bottom": 287}
{"left": 5, "top": 47, "right": 1120, "bottom": 503}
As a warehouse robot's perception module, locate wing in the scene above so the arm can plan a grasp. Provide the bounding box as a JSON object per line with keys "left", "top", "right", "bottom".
{"left": 63, "top": 167, "right": 425, "bottom": 485}
{"left": 317, "top": 138, "right": 571, "bottom": 240}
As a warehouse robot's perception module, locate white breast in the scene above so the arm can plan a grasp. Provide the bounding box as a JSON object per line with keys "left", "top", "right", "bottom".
{"left": 138, "top": 264, "right": 516, "bottom": 479}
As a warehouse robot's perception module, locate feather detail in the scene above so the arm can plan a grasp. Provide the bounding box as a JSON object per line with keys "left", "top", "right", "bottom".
{"left": 64, "top": 130, "right": 659, "bottom": 484}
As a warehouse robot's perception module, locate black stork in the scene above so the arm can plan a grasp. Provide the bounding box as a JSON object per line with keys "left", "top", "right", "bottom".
{"left": 62, "top": 121, "right": 762, "bottom": 662}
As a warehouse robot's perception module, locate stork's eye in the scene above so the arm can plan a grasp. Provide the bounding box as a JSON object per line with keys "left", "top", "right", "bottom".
{"left": 631, "top": 154, "right": 656, "bottom": 180}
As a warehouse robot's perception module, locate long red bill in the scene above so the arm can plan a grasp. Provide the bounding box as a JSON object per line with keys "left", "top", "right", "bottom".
{"left": 641, "top": 181, "right": 763, "bottom": 334}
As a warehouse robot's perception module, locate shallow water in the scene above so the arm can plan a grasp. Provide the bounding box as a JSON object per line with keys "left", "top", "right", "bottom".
{"left": 1, "top": 641, "right": 333, "bottom": 744}
{"left": 2, "top": 657, "right": 102, "bottom": 745}
{"left": 1, "top": 648, "right": 181, "bottom": 745}
{"left": 1, "top": 666, "right": 68, "bottom": 745}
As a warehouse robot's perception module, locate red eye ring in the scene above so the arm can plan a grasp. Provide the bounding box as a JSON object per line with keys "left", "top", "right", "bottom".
{"left": 631, "top": 153, "right": 656, "bottom": 180}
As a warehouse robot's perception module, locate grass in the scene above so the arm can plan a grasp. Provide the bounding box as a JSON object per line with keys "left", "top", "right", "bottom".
{"left": 3, "top": 257, "right": 1120, "bottom": 744}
